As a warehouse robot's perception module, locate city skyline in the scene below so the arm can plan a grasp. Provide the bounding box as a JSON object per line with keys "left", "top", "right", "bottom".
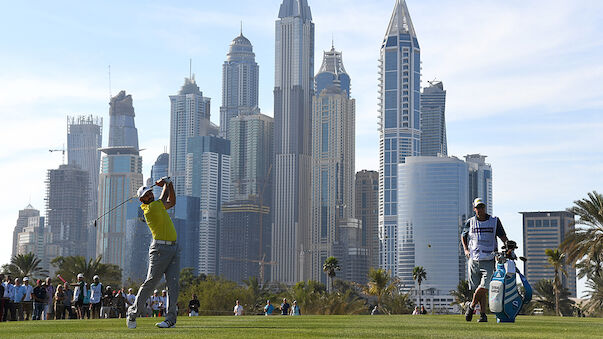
{"left": 1, "top": 0, "right": 602, "bottom": 295}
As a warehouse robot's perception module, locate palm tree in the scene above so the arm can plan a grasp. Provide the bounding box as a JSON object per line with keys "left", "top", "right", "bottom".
{"left": 533, "top": 279, "right": 574, "bottom": 315}
{"left": 583, "top": 274, "right": 603, "bottom": 316}
{"left": 449, "top": 280, "right": 472, "bottom": 312}
{"left": 322, "top": 256, "right": 340, "bottom": 292}
{"left": 545, "top": 248, "right": 567, "bottom": 316}
{"left": 561, "top": 191, "right": 603, "bottom": 268}
{"left": 51, "top": 255, "right": 122, "bottom": 287}
{"left": 3, "top": 253, "right": 47, "bottom": 278}
{"left": 412, "top": 266, "right": 427, "bottom": 309}
{"left": 363, "top": 268, "right": 399, "bottom": 314}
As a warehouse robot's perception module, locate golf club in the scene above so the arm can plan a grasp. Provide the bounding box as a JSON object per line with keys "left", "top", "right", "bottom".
{"left": 92, "top": 176, "right": 170, "bottom": 228}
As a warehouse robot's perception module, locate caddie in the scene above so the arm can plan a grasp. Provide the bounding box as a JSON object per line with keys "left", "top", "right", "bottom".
{"left": 126, "top": 176, "right": 179, "bottom": 329}
{"left": 461, "top": 198, "right": 508, "bottom": 323}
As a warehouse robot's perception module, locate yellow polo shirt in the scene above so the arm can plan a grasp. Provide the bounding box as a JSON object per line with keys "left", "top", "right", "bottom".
{"left": 140, "top": 200, "right": 177, "bottom": 242}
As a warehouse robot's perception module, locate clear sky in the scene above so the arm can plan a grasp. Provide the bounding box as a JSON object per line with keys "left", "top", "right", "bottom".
{"left": 1, "top": 0, "right": 601, "bottom": 295}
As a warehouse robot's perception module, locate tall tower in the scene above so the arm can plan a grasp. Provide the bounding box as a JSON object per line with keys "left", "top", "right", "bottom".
{"left": 169, "top": 77, "right": 216, "bottom": 196}
{"left": 220, "top": 32, "right": 260, "bottom": 138}
{"left": 149, "top": 153, "right": 169, "bottom": 197}
{"left": 67, "top": 115, "right": 102, "bottom": 259}
{"left": 310, "top": 46, "right": 358, "bottom": 285}
{"left": 12, "top": 205, "right": 43, "bottom": 258}
{"left": 378, "top": 0, "right": 421, "bottom": 277}
{"left": 97, "top": 91, "right": 143, "bottom": 269}
{"left": 272, "top": 0, "right": 315, "bottom": 284}
{"left": 465, "top": 154, "right": 493, "bottom": 216}
{"left": 420, "top": 81, "right": 447, "bottom": 156}
{"left": 45, "top": 164, "right": 89, "bottom": 260}
{"left": 355, "top": 170, "right": 379, "bottom": 270}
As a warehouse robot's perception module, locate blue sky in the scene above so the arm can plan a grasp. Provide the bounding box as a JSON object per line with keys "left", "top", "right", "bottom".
{"left": 1, "top": 0, "right": 602, "bottom": 294}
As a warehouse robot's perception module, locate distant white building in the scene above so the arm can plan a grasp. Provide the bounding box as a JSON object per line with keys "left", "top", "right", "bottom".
{"left": 397, "top": 156, "right": 469, "bottom": 311}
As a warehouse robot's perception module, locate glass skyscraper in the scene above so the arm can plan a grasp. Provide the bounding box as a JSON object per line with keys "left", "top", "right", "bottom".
{"left": 379, "top": 0, "right": 421, "bottom": 277}
{"left": 149, "top": 153, "right": 169, "bottom": 198}
{"left": 97, "top": 91, "right": 143, "bottom": 269}
{"left": 420, "top": 81, "right": 447, "bottom": 156}
{"left": 220, "top": 32, "right": 260, "bottom": 138}
{"left": 272, "top": 0, "right": 315, "bottom": 284}
{"left": 465, "top": 154, "right": 493, "bottom": 216}
{"left": 397, "top": 156, "right": 468, "bottom": 307}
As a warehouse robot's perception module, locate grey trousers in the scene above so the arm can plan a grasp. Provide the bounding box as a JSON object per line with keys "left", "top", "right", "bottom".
{"left": 127, "top": 242, "right": 180, "bottom": 323}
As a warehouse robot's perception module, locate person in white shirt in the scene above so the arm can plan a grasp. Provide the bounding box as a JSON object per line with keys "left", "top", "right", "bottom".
{"left": 159, "top": 290, "right": 167, "bottom": 317}
{"left": 89, "top": 275, "right": 103, "bottom": 319}
{"left": 126, "top": 288, "right": 136, "bottom": 309}
{"left": 3, "top": 275, "right": 15, "bottom": 321}
{"left": 233, "top": 300, "right": 243, "bottom": 316}
{"left": 150, "top": 290, "right": 161, "bottom": 317}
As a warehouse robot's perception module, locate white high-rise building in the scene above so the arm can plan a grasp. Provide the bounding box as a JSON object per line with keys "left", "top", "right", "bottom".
{"left": 169, "top": 77, "right": 216, "bottom": 196}
{"left": 13, "top": 205, "right": 45, "bottom": 262}
{"left": 397, "top": 156, "right": 469, "bottom": 311}
{"left": 465, "top": 154, "right": 493, "bottom": 215}
{"left": 420, "top": 81, "right": 447, "bottom": 157}
{"left": 272, "top": 0, "right": 315, "bottom": 284}
{"left": 379, "top": 0, "right": 421, "bottom": 277}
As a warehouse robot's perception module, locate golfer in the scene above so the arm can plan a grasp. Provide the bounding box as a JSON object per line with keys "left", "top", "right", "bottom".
{"left": 126, "top": 176, "right": 179, "bottom": 329}
{"left": 461, "top": 198, "right": 508, "bottom": 323}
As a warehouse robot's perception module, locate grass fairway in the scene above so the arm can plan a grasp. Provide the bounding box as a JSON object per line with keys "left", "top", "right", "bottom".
{"left": 2, "top": 315, "right": 602, "bottom": 338}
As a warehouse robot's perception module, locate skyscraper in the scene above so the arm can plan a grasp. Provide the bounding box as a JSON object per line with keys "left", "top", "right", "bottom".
{"left": 185, "top": 136, "right": 231, "bottom": 275}
{"left": 12, "top": 205, "right": 44, "bottom": 259}
{"left": 397, "top": 156, "right": 468, "bottom": 311}
{"left": 67, "top": 115, "right": 102, "bottom": 259}
{"left": 124, "top": 201, "right": 151, "bottom": 282}
{"left": 355, "top": 170, "right": 379, "bottom": 270}
{"left": 521, "top": 211, "right": 577, "bottom": 297}
{"left": 149, "top": 153, "right": 169, "bottom": 197}
{"left": 465, "top": 154, "right": 493, "bottom": 215}
{"left": 310, "top": 45, "right": 358, "bottom": 285}
{"left": 272, "top": 0, "right": 315, "bottom": 284}
{"left": 45, "top": 164, "right": 89, "bottom": 259}
{"left": 97, "top": 91, "right": 143, "bottom": 270}
{"left": 169, "top": 77, "right": 216, "bottom": 196}
{"left": 420, "top": 81, "right": 447, "bottom": 156}
{"left": 220, "top": 32, "right": 260, "bottom": 138}
{"left": 379, "top": 0, "right": 421, "bottom": 276}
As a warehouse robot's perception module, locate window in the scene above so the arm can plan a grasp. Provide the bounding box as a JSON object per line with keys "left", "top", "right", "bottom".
{"left": 385, "top": 109, "right": 397, "bottom": 128}
{"left": 385, "top": 91, "right": 397, "bottom": 109}
{"left": 321, "top": 123, "right": 328, "bottom": 152}
{"left": 385, "top": 72, "right": 397, "bottom": 90}
{"left": 385, "top": 50, "right": 397, "bottom": 71}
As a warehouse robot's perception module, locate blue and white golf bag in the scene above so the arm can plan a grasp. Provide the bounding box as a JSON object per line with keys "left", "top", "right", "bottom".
{"left": 488, "top": 242, "right": 532, "bottom": 323}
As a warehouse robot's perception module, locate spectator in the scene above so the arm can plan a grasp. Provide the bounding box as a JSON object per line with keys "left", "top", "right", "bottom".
{"left": 188, "top": 294, "right": 200, "bottom": 317}
{"left": 233, "top": 299, "right": 243, "bottom": 316}
{"left": 71, "top": 273, "right": 86, "bottom": 319}
{"left": 420, "top": 305, "right": 427, "bottom": 315}
{"left": 0, "top": 273, "right": 4, "bottom": 321}
{"left": 13, "top": 278, "right": 26, "bottom": 321}
{"left": 100, "top": 286, "right": 113, "bottom": 319}
{"left": 159, "top": 290, "right": 167, "bottom": 317}
{"left": 114, "top": 289, "right": 126, "bottom": 318}
{"left": 264, "top": 300, "right": 274, "bottom": 316}
{"left": 280, "top": 298, "right": 290, "bottom": 315}
{"left": 54, "top": 285, "right": 65, "bottom": 320}
{"left": 82, "top": 283, "right": 91, "bottom": 319}
{"left": 32, "top": 279, "right": 47, "bottom": 321}
{"left": 3, "top": 275, "right": 15, "bottom": 321}
{"left": 63, "top": 282, "right": 74, "bottom": 319}
{"left": 371, "top": 305, "right": 380, "bottom": 315}
{"left": 89, "top": 275, "right": 103, "bottom": 319}
{"left": 125, "top": 288, "right": 136, "bottom": 310}
{"left": 44, "top": 277, "right": 55, "bottom": 320}
{"left": 150, "top": 290, "right": 162, "bottom": 317}
{"left": 22, "top": 277, "right": 34, "bottom": 320}
{"left": 290, "top": 300, "right": 301, "bottom": 316}
{"left": 412, "top": 306, "right": 419, "bottom": 315}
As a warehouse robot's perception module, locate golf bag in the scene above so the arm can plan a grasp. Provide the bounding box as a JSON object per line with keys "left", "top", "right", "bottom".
{"left": 488, "top": 240, "right": 532, "bottom": 323}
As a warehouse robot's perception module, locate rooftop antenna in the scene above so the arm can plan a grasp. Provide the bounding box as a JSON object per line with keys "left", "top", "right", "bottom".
{"left": 189, "top": 59, "right": 192, "bottom": 79}
{"left": 240, "top": 21, "right": 243, "bottom": 35}
{"left": 108, "top": 65, "right": 112, "bottom": 100}
{"left": 331, "top": 33, "right": 334, "bottom": 50}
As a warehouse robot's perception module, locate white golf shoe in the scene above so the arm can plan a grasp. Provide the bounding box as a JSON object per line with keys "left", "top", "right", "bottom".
{"left": 126, "top": 316, "right": 136, "bottom": 329}
{"left": 155, "top": 320, "right": 175, "bottom": 328}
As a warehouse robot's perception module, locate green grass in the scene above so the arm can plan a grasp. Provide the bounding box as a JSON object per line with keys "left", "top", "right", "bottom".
{"left": 2, "top": 315, "right": 602, "bottom": 338}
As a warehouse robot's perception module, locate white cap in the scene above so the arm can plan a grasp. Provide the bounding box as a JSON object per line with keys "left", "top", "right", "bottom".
{"left": 473, "top": 198, "right": 485, "bottom": 208}
{"left": 23, "top": 277, "right": 29, "bottom": 281}
{"left": 137, "top": 185, "right": 153, "bottom": 199}
{"left": 154, "top": 289, "right": 159, "bottom": 293}
{"left": 162, "top": 290, "right": 166, "bottom": 293}
{"left": 77, "top": 273, "right": 84, "bottom": 279}
{"left": 93, "top": 275, "right": 99, "bottom": 280}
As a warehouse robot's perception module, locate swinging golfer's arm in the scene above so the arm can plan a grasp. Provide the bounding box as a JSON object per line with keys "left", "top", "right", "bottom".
{"left": 160, "top": 181, "right": 176, "bottom": 210}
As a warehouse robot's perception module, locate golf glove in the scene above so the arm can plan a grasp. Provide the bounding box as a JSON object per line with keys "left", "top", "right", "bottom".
{"left": 160, "top": 176, "right": 172, "bottom": 184}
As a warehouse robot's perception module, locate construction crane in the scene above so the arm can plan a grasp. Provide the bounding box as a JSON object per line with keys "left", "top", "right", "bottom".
{"left": 49, "top": 144, "right": 66, "bottom": 164}
{"left": 221, "top": 254, "right": 276, "bottom": 287}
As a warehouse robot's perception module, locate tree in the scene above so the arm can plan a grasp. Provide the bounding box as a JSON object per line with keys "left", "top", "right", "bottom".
{"left": 322, "top": 256, "right": 340, "bottom": 292}
{"left": 545, "top": 248, "right": 567, "bottom": 316}
{"left": 363, "top": 268, "right": 399, "bottom": 314}
{"left": 2, "top": 253, "right": 47, "bottom": 279}
{"left": 583, "top": 274, "right": 603, "bottom": 316}
{"left": 51, "top": 255, "right": 122, "bottom": 288}
{"left": 382, "top": 290, "right": 414, "bottom": 314}
{"left": 533, "top": 279, "right": 574, "bottom": 316}
{"left": 561, "top": 191, "right": 603, "bottom": 270}
{"left": 449, "top": 280, "right": 472, "bottom": 313}
{"left": 290, "top": 280, "right": 327, "bottom": 315}
{"left": 412, "top": 266, "right": 427, "bottom": 309}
